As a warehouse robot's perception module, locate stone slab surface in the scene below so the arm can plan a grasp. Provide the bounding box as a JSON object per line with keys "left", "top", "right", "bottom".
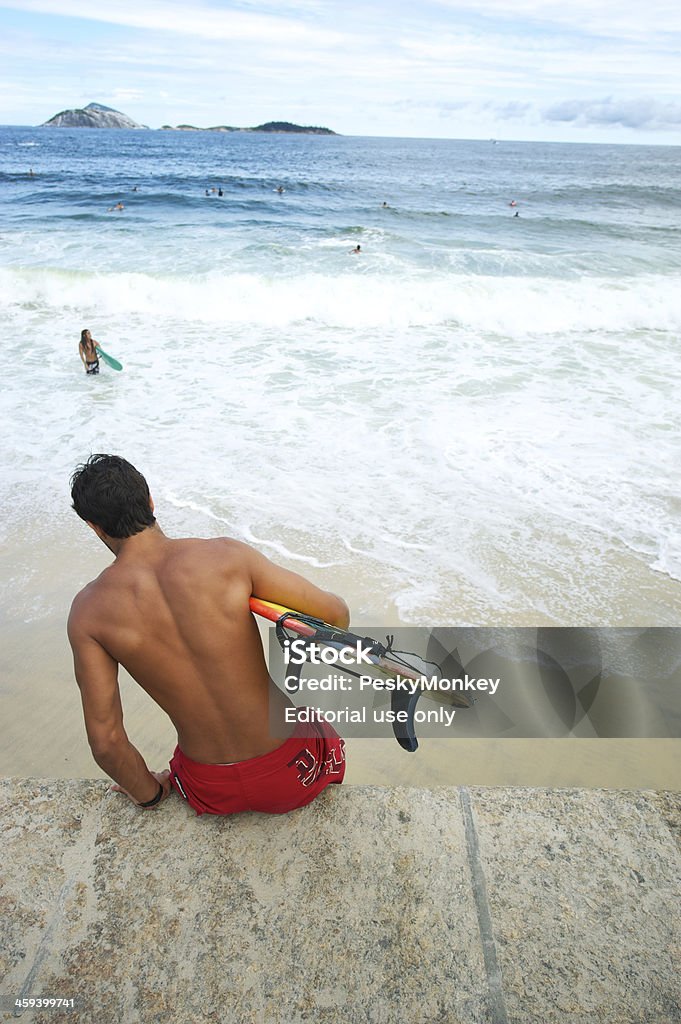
{"left": 470, "top": 788, "right": 681, "bottom": 1024}
{"left": 0, "top": 781, "right": 485, "bottom": 1024}
{"left": 1, "top": 780, "right": 679, "bottom": 1024}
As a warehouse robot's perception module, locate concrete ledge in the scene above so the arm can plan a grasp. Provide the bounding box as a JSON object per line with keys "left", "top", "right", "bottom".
{"left": 1, "top": 780, "right": 680, "bottom": 1024}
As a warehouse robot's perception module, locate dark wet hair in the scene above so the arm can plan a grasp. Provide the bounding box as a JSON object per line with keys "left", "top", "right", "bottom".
{"left": 80, "top": 329, "right": 91, "bottom": 344}
{"left": 70, "top": 454, "right": 156, "bottom": 537}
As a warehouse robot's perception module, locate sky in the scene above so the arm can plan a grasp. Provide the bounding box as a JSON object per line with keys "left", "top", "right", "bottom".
{"left": 1, "top": 0, "right": 680, "bottom": 143}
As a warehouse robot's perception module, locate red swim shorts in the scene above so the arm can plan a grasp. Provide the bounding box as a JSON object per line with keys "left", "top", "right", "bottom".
{"left": 169, "top": 713, "right": 346, "bottom": 816}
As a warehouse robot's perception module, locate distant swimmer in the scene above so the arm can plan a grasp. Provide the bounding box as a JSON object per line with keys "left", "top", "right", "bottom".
{"left": 205, "top": 189, "right": 210, "bottom": 196}
{"left": 108, "top": 202, "right": 124, "bottom": 212}
{"left": 79, "top": 329, "right": 101, "bottom": 375}
{"left": 29, "top": 168, "right": 35, "bottom": 177}
{"left": 132, "top": 186, "right": 138, "bottom": 192}
{"left": 381, "top": 201, "right": 389, "bottom": 208}
{"left": 218, "top": 188, "right": 223, "bottom": 197}
{"left": 509, "top": 200, "right": 517, "bottom": 207}
{"left": 349, "top": 244, "right": 361, "bottom": 254}
{"left": 513, "top": 210, "right": 519, "bottom": 217}
{"left": 275, "top": 186, "right": 285, "bottom": 194}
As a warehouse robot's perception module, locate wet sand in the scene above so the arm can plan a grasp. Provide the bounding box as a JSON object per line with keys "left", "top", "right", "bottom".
{"left": 1, "top": 510, "right": 679, "bottom": 791}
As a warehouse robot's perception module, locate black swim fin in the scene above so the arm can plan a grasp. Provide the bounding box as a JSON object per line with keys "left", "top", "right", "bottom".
{"left": 390, "top": 686, "right": 422, "bottom": 752}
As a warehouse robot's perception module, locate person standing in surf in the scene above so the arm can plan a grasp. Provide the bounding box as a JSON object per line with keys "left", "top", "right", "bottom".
{"left": 79, "top": 329, "right": 101, "bottom": 375}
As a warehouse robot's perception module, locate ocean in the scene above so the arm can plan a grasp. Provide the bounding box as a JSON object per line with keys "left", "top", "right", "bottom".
{"left": 3, "top": 126, "right": 680, "bottom": 624}
{"left": 1, "top": 125, "right": 680, "bottom": 786}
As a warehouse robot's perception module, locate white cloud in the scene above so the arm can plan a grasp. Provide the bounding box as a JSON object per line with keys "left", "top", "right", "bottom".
{"left": 1, "top": 0, "right": 345, "bottom": 45}
{"left": 430, "top": 0, "right": 681, "bottom": 41}
{"left": 544, "top": 96, "right": 681, "bottom": 129}
{"left": 109, "top": 87, "right": 145, "bottom": 104}
{"left": 2, "top": 0, "right": 681, "bottom": 140}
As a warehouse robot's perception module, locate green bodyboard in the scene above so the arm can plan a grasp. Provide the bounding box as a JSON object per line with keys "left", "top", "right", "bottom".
{"left": 98, "top": 347, "right": 123, "bottom": 371}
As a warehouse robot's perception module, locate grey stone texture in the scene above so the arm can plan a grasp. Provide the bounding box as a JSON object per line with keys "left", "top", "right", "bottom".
{"left": 41, "top": 103, "right": 145, "bottom": 129}
{"left": 1, "top": 780, "right": 679, "bottom": 1024}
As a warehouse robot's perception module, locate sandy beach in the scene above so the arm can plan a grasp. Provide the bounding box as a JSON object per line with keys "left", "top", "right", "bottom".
{"left": 2, "top": 506, "right": 679, "bottom": 791}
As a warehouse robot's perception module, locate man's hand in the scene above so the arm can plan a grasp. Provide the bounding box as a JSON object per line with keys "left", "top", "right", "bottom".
{"left": 111, "top": 769, "right": 173, "bottom": 808}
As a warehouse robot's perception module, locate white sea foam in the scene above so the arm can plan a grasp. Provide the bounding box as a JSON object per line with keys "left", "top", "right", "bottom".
{"left": 2, "top": 265, "right": 681, "bottom": 336}
{"left": 652, "top": 535, "right": 681, "bottom": 582}
{"left": 2, "top": 131, "right": 680, "bottom": 624}
{"left": 2, "top": 278, "right": 678, "bottom": 629}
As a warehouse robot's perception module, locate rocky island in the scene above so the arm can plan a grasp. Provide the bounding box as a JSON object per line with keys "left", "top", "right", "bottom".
{"left": 41, "top": 102, "right": 147, "bottom": 129}
{"left": 160, "top": 121, "right": 337, "bottom": 135}
{"left": 40, "top": 103, "right": 336, "bottom": 134}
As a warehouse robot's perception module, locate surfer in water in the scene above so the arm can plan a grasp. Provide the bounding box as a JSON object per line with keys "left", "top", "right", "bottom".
{"left": 68, "top": 455, "right": 348, "bottom": 816}
{"left": 349, "top": 244, "right": 361, "bottom": 254}
{"left": 79, "top": 329, "right": 101, "bottom": 375}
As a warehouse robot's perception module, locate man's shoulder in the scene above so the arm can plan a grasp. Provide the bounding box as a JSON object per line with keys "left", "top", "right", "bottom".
{"left": 167, "top": 536, "right": 256, "bottom": 579}
{"left": 68, "top": 558, "right": 121, "bottom": 615}
{"left": 173, "top": 536, "right": 252, "bottom": 561}
{"left": 67, "top": 574, "right": 109, "bottom": 639}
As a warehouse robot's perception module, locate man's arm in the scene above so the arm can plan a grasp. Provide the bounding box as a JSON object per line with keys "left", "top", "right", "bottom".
{"left": 67, "top": 598, "right": 170, "bottom": 807}
{"left": 239, "top": 544, "right": 350, "bottom": 629}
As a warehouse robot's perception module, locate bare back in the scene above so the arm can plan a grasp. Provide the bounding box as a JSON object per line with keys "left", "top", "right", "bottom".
{"left": 80, "top": 336, "right": 98, "bottom": 361}
{"left": 70, "top": 532, "right": 347, "bottom": 764}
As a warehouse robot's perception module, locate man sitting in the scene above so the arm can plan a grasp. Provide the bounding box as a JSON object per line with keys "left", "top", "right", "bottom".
{"left": 68, "top": 454, "right": 348, "bottom": 815}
